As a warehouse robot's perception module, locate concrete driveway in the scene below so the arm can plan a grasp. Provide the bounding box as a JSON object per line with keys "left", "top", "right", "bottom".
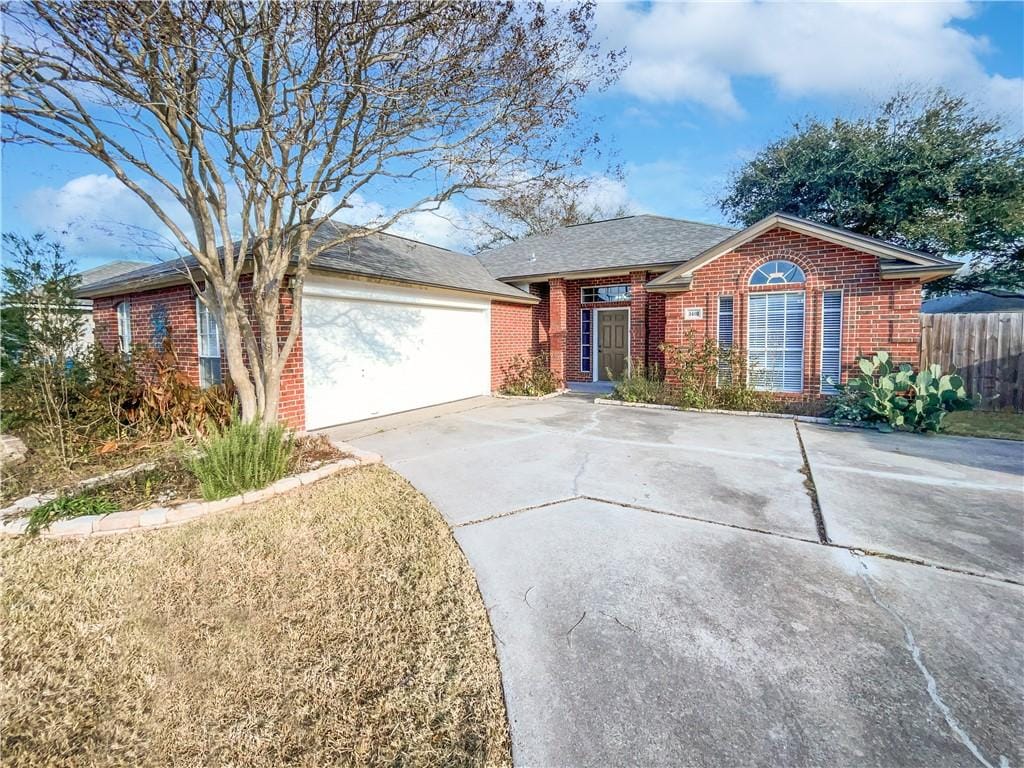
{"left": 335, "top": 396, "right": 1024, "bottom": 767}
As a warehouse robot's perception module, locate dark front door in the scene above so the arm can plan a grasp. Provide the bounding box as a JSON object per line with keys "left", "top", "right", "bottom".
{"left": 597, "top": 310, "right": 629, "bottom": 381}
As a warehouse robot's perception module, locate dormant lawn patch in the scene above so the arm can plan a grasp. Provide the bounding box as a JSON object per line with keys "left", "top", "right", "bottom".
{"left": 1, "top": 465, "right": 511, "bottom": 767}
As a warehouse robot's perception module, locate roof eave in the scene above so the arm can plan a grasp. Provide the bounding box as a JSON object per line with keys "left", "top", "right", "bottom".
{"left": 76, "top": 269, "right": 205, "bottom": 299}
{"left": 494, "top": 263, "right": 677, "bottom": 283}
{"left": 880, "top": 264, "right": 959, "bottom": 283}
{"left": 79, "top": 263, "right": 539, "bottom": 306}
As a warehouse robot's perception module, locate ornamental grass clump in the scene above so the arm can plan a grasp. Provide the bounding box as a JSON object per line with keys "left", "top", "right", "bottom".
{"left": 189, "top": 418, "right": 294, "bottom": 500}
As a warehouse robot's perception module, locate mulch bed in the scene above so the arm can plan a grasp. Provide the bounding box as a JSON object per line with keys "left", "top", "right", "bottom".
{"left": 3, "top": 434, "right": 351, "bottom": 514}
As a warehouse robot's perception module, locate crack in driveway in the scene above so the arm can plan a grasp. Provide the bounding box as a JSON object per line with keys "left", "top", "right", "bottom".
{"left": 571, "top": 451, "right": 591, "bottom": 496}
{"left": 852, "top": 553, "right": 1011, "bottom": 768}
{"left": 456, "top": 494, "right": 1024, "bottom": 587}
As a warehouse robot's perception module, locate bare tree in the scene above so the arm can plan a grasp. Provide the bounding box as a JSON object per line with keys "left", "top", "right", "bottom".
{"left": 471, "top": 171, "right": 633, "bottom": 251}
{"left": 2, "top": 1, "right": 621, "bottom": 423}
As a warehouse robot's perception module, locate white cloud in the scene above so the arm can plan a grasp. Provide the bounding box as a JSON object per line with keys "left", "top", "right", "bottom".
{"left": 600, "top": 1, "right": 1023, "bottom": 121}
{"left": 22, "top": 173, "right": 188, "bottom": 261}
{"left": 388, "top": 202, "right": 478, "bottom": 251}
{"left": 574, "top": 173, "right": 638, "bottom": 216}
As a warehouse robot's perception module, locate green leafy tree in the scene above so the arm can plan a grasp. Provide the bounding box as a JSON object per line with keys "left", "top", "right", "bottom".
{"left": 718, "top": 91, "right": 1024, "bottom": 294}
{"left": 0, "top": 233, "right": 84, "bottom": 462}
{"left": 1, "top": 233, "right": 83, "bottom": 377}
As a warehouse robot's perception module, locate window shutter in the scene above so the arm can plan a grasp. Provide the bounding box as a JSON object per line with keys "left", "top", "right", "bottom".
{"left": 717, "top": 296, "right": 733, "bottom": 385}
{"left": 820, "top": 291, "right": 843, "bottom": 393}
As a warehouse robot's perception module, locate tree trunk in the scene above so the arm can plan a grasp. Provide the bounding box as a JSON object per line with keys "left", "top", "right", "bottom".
{"left": 219, "top": 307, "right": 259, "bottom": 423}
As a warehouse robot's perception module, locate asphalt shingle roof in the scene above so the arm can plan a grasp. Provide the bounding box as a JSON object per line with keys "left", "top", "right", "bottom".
{"left": 76, "top": 223, "right": 533, "bottom": 302}
{"left": 922, "top": 291, "right": 1024, "bottom": 314}
{"left": 476, "top": 214, "right": 738, "bottom": 280}
{"left": 76, "top": 260, "right": 150, "bottom": 287}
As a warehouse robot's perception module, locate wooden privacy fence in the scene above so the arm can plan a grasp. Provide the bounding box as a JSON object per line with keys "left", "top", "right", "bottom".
{"left": 920, "top": 312, "right": 1024, "bottom": 411}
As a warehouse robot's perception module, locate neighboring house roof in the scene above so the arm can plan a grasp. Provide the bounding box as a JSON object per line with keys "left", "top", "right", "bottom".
{"left": 476, "top": 214, "right": 739, "bottom": 281}
{"left": 922, "top": 291, "right": 1024, "bottom": 314}
{"left": 648, "top": 212, "right": 960, "bottom": 291}
{"left": 75, "top": 223, "right": 536, "bottom": 304}
{"left": 77, "top": 260, "right": 150, "bottom": 288}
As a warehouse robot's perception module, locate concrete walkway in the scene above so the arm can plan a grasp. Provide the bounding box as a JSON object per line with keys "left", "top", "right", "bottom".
{"left": 335, "top": 396, "right": 1023, "bottom": 767}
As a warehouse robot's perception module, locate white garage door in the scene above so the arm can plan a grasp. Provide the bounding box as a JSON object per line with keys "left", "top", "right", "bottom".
{"left": 303, "top": 275, "right": 490, "bottom": 429}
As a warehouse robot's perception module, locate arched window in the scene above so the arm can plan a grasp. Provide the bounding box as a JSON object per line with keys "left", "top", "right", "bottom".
{"left": 749, "top": 260, "right": 805, "bottom": 286}
{"left": 747, "top": 260, "right": 806, "bottom": 392}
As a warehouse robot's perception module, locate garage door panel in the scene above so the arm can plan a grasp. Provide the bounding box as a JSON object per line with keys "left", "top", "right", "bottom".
{"left": 303, "top": 283, "right": 489, "bottom": 429}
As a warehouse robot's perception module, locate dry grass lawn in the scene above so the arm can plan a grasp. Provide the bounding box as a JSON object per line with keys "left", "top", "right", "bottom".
{"left": 1, "top": 465, "right": 510, "bottom": 767}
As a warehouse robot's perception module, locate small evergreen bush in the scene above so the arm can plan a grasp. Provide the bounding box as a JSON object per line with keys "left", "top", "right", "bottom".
{"left": 189, "top": 419, "right": 294, "bottom": 500}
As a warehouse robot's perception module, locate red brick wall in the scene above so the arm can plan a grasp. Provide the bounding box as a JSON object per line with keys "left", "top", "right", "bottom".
{"left": 93, "top": 278, "right": 306, "bottom": 429}
{"left": 275, "top": 284, "right": 305, "bottom": 429}
{"left": 490, "top": 301, "right": 539, "bottom": 391}
{"left": 550, "top": 272, "right": 661, "bottom": 382}
{"left": 663, "top": 226, "right": 922, "bottom": 397}
{"left": 93, "top": 284, "right": 202, "bottom": 383}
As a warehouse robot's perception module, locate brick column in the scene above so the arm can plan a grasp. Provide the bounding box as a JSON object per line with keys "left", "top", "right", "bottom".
{"left": 549, "top": 278, "right": 567, "bottom": 384}
{"left": 629, "top": 271, "right": 649, "bottom": 369}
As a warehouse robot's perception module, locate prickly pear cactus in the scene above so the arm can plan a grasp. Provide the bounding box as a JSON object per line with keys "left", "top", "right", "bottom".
{"left": 829, "top": 352, "right": 975, "bottom": 433}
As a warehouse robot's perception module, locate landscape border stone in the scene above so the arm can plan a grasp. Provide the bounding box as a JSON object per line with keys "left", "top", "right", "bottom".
{"left": 493, "top": 389, "right": 567, "bottom": 401}
{"left": 593, "top": 397, "right": 837, "bottom": 425}
{"left": 0, "top": 441, "right": 381, "bottom": 540}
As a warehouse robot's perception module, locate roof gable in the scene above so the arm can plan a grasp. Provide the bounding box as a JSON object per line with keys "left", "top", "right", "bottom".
{"left": 647, "top": 213, "right": 959, "bottom": 290}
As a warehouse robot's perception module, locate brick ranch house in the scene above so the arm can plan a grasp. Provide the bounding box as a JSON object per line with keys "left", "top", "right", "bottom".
{"left": 78, "top": 213, "right": 958, "bottom": 431}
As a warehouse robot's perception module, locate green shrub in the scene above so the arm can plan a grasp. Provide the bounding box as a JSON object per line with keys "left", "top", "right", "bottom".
{"left": 611, "top": 361, "right": 669, "bottom": 404}
{"left": 829, "top": 351, "right": 976, "bottom": 433}
{"left": 662, "top": 333, "right": 774, "bottom": 412}
{"left": 499, "top": 353, "right": 560, "bottom": 396}
{"left": 189, "top": 419, "right": 294, "bottom": 500}
{"left": 25, "top": 493, "right": 118, "bottom": 536}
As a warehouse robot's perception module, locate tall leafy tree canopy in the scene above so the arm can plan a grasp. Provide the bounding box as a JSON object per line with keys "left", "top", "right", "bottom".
{"left": 717, "top": 92, "right": 1024, "bottom": 294}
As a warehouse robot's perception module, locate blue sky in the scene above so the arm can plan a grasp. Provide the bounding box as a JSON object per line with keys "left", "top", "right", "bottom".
{"left": 2, "top": 1, "right": 1022, "bottom": 270}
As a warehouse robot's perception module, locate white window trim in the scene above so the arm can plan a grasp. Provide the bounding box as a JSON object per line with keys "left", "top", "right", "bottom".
{"left": 116, "top": 300, "right": 132, "bottom": 357}
{"left": 746, "top": 290, "right": 805, "bottom": 393}
{"left": 195, "top": 296, "right": 223, "bottom": 388}
{"left": 592, "top": 306, "right": 630, "bottom": 383}
{"left": 820, "top": 289, "right": 844, "bottom": 394}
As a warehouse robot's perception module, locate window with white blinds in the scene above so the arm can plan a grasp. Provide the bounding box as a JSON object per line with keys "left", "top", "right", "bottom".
{"left": 116, "top": 301, "right": 132, "bottom": 357}
{"left": 820, "top": 291, "right": 843, "bottom": 393}
{"left": 747, "top": 292, "right": 804, "bottom": 392}
{"left": 717, "top": 295, "right": 734, "bottom": 385}
{"left": 196, "top": 297, "right": 223, "bottom": 388}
